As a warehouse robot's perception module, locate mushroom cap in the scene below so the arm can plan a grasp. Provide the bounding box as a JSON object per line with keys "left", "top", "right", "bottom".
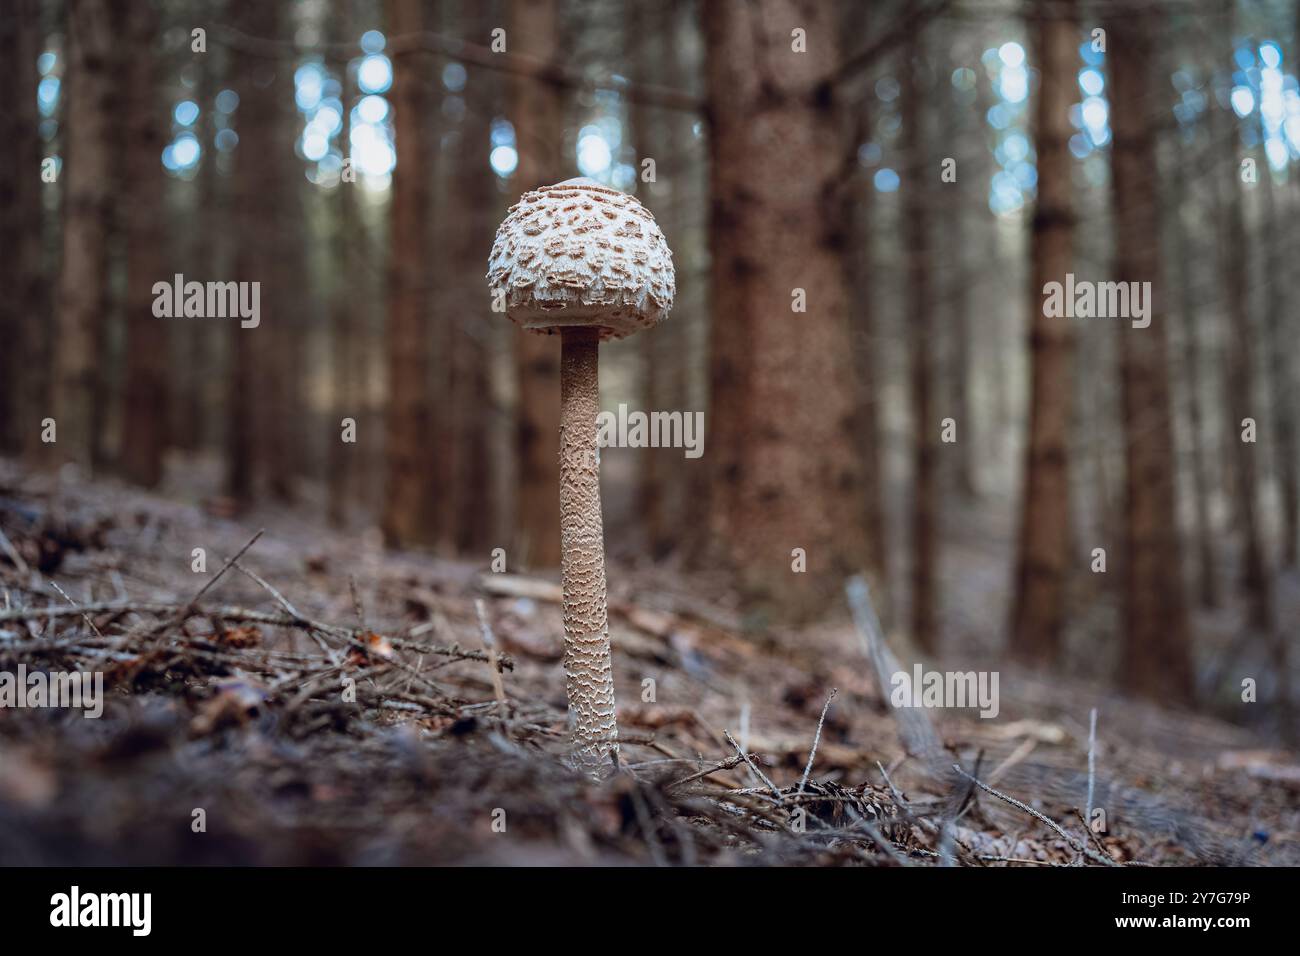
{"left": 486, "top": 178, "right": 675, "bottom": 341}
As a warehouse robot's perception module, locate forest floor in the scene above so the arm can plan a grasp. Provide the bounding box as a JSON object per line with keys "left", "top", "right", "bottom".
{"left": 0, "top": 458, "right": 1297, "bottom": 866}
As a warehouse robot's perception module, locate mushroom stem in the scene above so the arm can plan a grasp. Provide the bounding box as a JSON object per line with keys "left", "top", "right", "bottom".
{"left": 558, "top": 326, "right": 618, "bottom": 775}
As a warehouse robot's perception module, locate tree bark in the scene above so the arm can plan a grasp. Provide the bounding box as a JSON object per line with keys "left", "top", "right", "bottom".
{"left": 1009, "top": 0, "right": 1076, "bottom": 665}
{"left": 902, "top": 23, "right": 938, "bottom": 652}
{"left": 118, "top": 0, "right": 168, "bottom": 488}
{"left": 1262, "top": 176, "right": 1297, "bottom": 567}
{"left": 1212, "top": 4, "right": 1270, "bottom": 629}
{"left": 510, "top": 0, "right": 565, "bottom": 569}
{"left": 381, "top": 0, "right": 439, "bottom": 548}
{"left": 1109, "top": 8, "right": 1194, "bottom": 705}
{"left": 225, "top": 0, "right": 279, "bottom": 506}
{"left": 327, "top": 8, "right": 358, "bottom": 529}
{"left": 701, "top": 0, "right": 869, "bottom": 624}
{"left": 840, "top": 0, "right": 891, "bottom": 627}
{"left": 0, "top": 0, "right": 44, "bottom": 456}
{"left": 1171, "top": 138, "right": 1219, "bottom": 608}
{"left": 442, "top": 1, "right": 496, "bottom": 554}
{"left": 53, "top": 0, "right": 118, "bottom": 471}
{"left": 177, "top": 17, "right": 221, "bottom": 455}
{"left": 629, "top": 0, "right": 668, "bottom": 555}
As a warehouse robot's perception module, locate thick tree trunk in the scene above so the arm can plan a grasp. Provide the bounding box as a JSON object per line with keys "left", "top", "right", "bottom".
{"left": 1010, "top": 0, "right": 1075, "bottom": 665}
{"left": 381, "top": 0, "right": 438, "bottom": 548}
{"left": 118, "top": 0, "right": 168, "bottom": 488}
{"left": 510, "top": 0, "right": 565, "bottom": 569}
{"left": 1109, "top": 9, "right": 1194, "bottom": 705}
{"left": 701, "top": 0, "right": 869, "bottom": 624}
{"left": 53, "top": 0, "right": 118, "bottom": 471}
{"left": 902, "top": 26, "right": 938, "bottom": 651}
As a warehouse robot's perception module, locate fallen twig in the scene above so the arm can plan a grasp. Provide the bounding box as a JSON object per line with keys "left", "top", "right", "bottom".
{"left": 952, "top": 764, "right": 1119, "bottom": 867}
{"left": 797, "top": 688, "right": 837, "bottom": 796}
{"left": 723, "top": 730, "right": 782, "bottom": 800}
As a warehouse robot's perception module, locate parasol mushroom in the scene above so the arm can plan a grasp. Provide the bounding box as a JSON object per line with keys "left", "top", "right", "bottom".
{"left": 487, "top": 178, "right": 675, "bottom": 776}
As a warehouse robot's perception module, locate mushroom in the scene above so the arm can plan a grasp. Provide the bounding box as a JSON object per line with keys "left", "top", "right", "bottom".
{"left": 487, "top": 178, "right": 675, "bottom": 775}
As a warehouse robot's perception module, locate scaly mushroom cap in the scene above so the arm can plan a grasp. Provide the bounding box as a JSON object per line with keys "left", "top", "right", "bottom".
{"left": 486, "top": 178, "right": 675, "bottom": 341}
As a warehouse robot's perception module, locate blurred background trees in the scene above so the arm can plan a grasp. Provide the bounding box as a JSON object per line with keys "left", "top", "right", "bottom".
{"left": 2, "top": 0, "right": 1299, "bottom": 736}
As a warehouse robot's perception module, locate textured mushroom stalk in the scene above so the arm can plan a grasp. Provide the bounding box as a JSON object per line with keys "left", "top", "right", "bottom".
{"left": 559, "top": 327, "right": 618, "bottom": 775}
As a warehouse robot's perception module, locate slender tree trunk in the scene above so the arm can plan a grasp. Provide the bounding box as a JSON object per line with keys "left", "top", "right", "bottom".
{"left": 840, "top": 0, "right": 891, "bottom": 625}
{"left": 327, "top": 12, "right": 357, "bottom": 529}
{"left": 119, "top": 0, "right": 168, "bottom": 488}
{"left": 902, "top": 24, "right": 938, "bottom": 651}
{"left": 943, "top": 23, "right": 977, "bottom": 500}
{"left": 261, "top": 289, "right": 298, "bottom": 504}
{"left": 381, "top": 0, "right": 438, "bottom": 547}
{"left": 262, "top": 46, "right": 302, "bottom": 504}
{"left": 16, "top": 0, "right": 48, "bottom": 464}
{"left": 701, "top": 0, "right": 869, "bottom": 624}
{"left": 0, "top": 0, "right": 44, "bottom": 455}
{"left": 53, "top": 0, "right": 118, "bottom": 471}
{"left": 1172, "top": 141, "right": 1219, "bottom": 608}
{"left": 1010, "top": 0, "right": 1076, "bottom": 665}
{"left": 225, "top": 0, "right": 280, "bottom": 506}
{"left": 1212, "top": 7, "right": 1271, "bottom": 629}
{"left": 1109, "top": 8, "right": 1193, "bottom": 705}
{"left": 947, "top": 200, "right": 977, "bottom": 498}
{"left": 442, "top": 2, "right": 496, "bottom": 554}
{"left": 651, "top": 0, "right": 702, "bottom": 560}
{"left": 629, "top": 0, "right": 665, "bottom": 554}
{"left": 1262, "top": 178, "right": 1297, "bottom": 567}
{"left": 179, "top": 15, "right": 220, "bottom": 454}
{"left": 510, "top": 0, "right": 564, "bottom": 568}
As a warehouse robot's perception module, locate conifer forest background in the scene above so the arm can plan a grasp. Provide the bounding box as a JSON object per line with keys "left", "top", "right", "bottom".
{"left": 0, "top": 0, "right": 1298, "bottom": 872}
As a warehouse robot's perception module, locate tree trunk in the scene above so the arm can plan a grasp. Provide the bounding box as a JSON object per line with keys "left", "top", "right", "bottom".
{"left": 178, "top": 21, "right": 221, "bottom": 455}
{"left": 0, "top": 0, "right": 44, "bottom": 456}
{"left": 1263, "top": 177, "right": 1297, "bottom": 567}
{"left": 381, "top": 0, "right": 439, "bottom": 548}
{"left": 947, "top": 197, "right": 977, "bottom": 498}
{"left": 441, "top": 14, "right": 496, "bottom": 555}
{"left": 701, "top": 0, "right": 869, "bottom": 624}
{"left": 629, "top": 0, "right": 666, "bottom": 555}
{"left": 1171, "top": 138, "right": 1219, "bottom": 608}
{"left": 327, "top": 11, "right": 358, "bottom": 529}
{"left": 902, "top": 24, "right": 938, "bottom": 652}
{"left": 1212, "top": 6, "right": 1270, "bottom": 629}
{"left": 53, "top": 0, "right": 118, "bottom": 471}
{"left": 840, "top": 0, "right": 891, "bottom": 627}
{"left": 118, "top": 0, "right": 168, "bottom": 488}
{"left": 510, "top": 0, "right": 565, "bottom": 569}
{"left": 1109, "top": 8, "right": 1194, "bottom": 705}
{"left": 225, "top": 0, "right": 278, "bottom": 506}
{"left": 262, "top": 35, "right": 303, "bottom": 504}
{"left": 1009, "top": 0, "right": 1076, "bottom": 665}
